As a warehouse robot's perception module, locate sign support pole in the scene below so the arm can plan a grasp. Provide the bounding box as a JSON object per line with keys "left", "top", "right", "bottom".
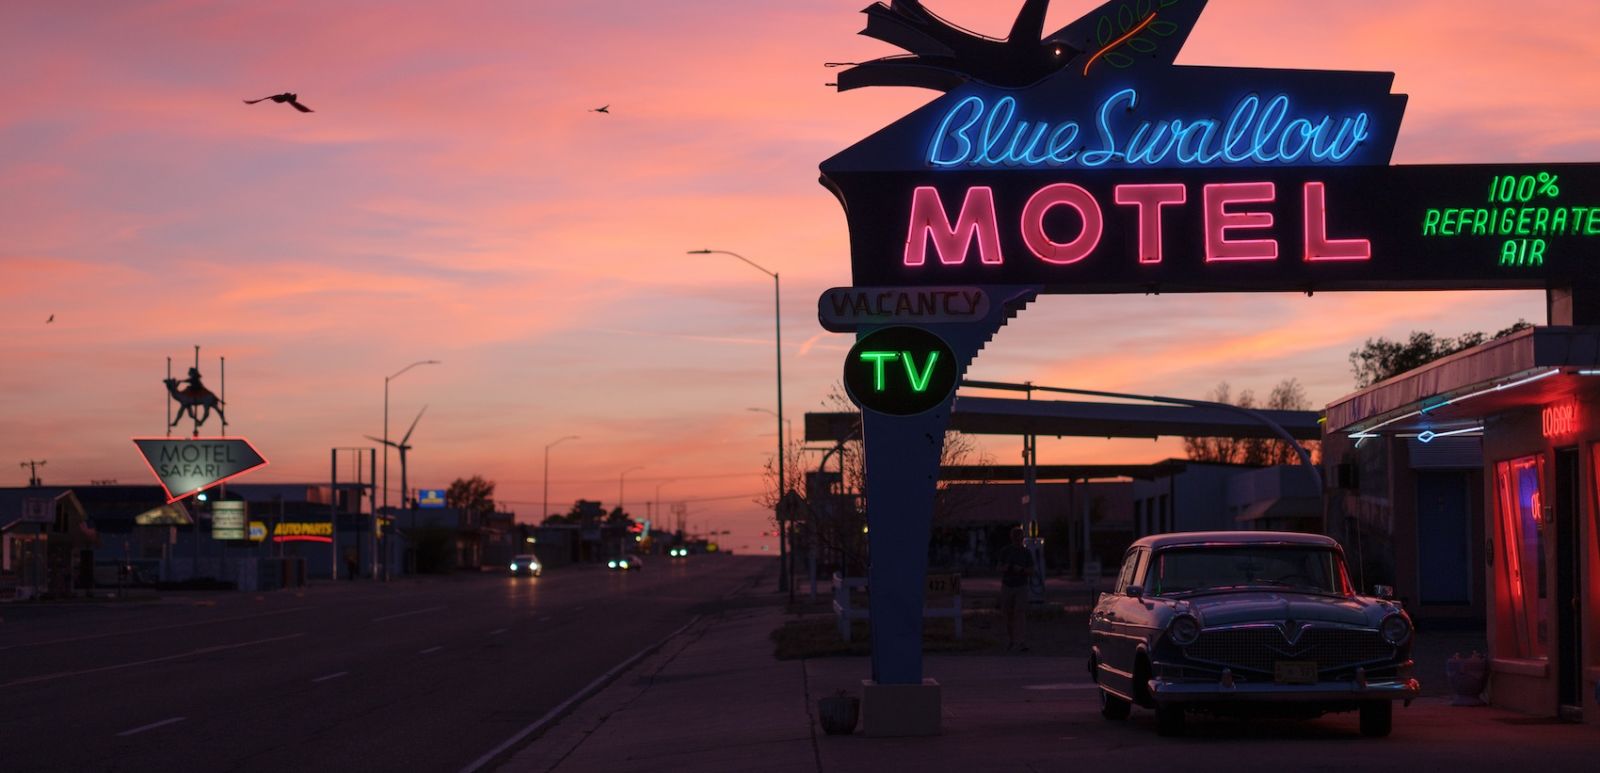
{"left": 854, "top": 287, "right": 1035, "bottom": 735}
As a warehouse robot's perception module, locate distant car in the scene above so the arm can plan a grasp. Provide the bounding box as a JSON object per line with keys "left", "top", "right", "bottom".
{"left": 1089, "top": 531, "right": 1418, "bottom": 738}
{"left": 668, "top": 547, "right": 689, "bottom": 558}
{"left": 607, "top": 554, "right": 644, "bottom": 571}
{"left": 508, "top": 554, "right": 542, "bottom": 577}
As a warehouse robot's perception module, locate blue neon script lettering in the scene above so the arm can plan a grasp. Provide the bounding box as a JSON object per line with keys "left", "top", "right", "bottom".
{"left": 927, "top": 89, "right": 1370, "bottom": 169}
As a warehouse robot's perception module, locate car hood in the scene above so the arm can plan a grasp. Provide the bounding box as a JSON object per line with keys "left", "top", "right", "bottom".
{"left": 1183, "top": 590, "right": 1381, "bottom": 629}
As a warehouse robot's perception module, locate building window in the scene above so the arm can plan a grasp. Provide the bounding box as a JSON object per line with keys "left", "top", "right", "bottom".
{"left": 1493, "top": 455, "right": 1548, "bottom": 659}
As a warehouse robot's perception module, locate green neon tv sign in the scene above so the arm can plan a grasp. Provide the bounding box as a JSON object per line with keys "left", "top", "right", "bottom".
{"left": 844, "top": 326, "right": 957, "bottom": 416}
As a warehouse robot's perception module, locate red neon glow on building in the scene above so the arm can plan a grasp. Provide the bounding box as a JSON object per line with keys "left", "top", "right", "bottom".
{"left": 1020, "top": 183, "right": 1102, "bottom": 265}
{"left": 903, "top": 186, "right": 1003, "bottom": 266}
{"left": 1114, "top": 183, "right": 1186, "bottom": 264}
{"left": 1541, "top": 400, "right": 1578, "bottom": 438}
{"left": 1303, "top": 182, "right": 1371, "bottom": 261}
{"left": 273, "top": 535, "right": 333, "bottom": 544}
{"left": 1203, "top": 182, "right": 1277, "bottom": 262}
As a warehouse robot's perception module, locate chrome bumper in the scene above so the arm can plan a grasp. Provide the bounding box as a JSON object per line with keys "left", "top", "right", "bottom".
{"left": 1149, "top": 677, "right": 1420, "bottom": 704}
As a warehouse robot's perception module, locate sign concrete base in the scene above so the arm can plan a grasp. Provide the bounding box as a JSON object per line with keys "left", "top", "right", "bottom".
{"left": 861, "top": 678, "right": 941, "bottom": 737}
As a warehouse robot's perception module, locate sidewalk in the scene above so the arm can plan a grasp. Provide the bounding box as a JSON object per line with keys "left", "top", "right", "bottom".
{"left": 498, "top": 599, "right": 1598, "bottom": 773}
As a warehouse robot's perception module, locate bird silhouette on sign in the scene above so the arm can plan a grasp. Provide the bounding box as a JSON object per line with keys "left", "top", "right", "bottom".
{"left": 589, "top": 105, "right": 610, "bottom": 114}
{"left": 244, "top": 93, "right": 314, "bottom": 112}
{"left": 831, "top": 0, "right": 1207, "bottom": 92}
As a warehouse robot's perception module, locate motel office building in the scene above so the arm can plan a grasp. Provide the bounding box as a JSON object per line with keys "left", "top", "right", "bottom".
{"left": 1323, "top": 326, "right": 1600, "bottom": 722}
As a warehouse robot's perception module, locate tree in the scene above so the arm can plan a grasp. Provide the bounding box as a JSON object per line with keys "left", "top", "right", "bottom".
{"left": 761, "top": 384, "right": 992, "bottom": 574}
{"left": 1182, "top": 379, "right": 1319, "bottom": 466}
{"left": 1348, "top": 321, "right": 1532, "bottom": 388}
{"left": 447, "top": 475, "right": 495, "bottom": 524}
{"left": 1182, "top": 382, "right": 1255, "bottom": 464}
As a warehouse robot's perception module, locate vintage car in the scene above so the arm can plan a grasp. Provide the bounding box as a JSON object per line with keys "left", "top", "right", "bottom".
{"left": 1088, "top": 531, "right": 1418, "bottom": 737}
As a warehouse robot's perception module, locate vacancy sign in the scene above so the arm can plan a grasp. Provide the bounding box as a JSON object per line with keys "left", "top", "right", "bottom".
{"left": 133, "top": 437, "right": 269, "bottom": 503}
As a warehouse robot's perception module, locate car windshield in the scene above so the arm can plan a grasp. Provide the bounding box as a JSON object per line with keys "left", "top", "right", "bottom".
{"left": 1149, "top": 545, "right": 1351, "bottom": 596}
{"left": 513, "top": 555, "right": 535, "bottom": 562}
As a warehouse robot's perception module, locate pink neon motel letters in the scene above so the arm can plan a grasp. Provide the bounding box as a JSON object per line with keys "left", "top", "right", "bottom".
{"left": 903, "top": 181, "right": 1371, "bottom": 268}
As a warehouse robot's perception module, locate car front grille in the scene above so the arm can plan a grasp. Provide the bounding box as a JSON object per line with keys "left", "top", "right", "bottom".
{"left": 1184, "top": 626, "right": 1395, "bottom": 675}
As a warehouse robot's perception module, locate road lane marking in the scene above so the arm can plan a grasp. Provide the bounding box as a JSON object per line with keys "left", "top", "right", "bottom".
{"left": 459, "top": 614, "right": 702, "bottom": 773}
{"left": 312, "top": 671, "right": 349, "bottom": 683}
{"left": 0, "top": 607, "right": 307, "bottom": 652}
{"left": 1022, "top": 683, "right": 1099, "bottom": 691}
{"left": 371, "top": 605, "right": 444, "bottom": 623}
{"left": 0, "top": 633, "right": 305, "bottom": 688}
{"left": 489, "top": 628, "right": 507, "bottom": 636}
{"left": 116, "top": 717, "right": 186, "bottom": 737}
{"left": 419, "top": 646, "right": 443, "bottom": 655}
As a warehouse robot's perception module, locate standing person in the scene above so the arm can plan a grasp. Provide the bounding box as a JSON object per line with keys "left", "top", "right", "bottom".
{"left": 997, "top": 526, "right": 1033, "bottom": 651}
{"left": 345, "top": 550, "right": 359, "bottom": 581}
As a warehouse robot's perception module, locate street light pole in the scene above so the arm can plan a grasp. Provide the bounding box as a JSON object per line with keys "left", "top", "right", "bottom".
{"left": 384, "top": 360, "right": 439, "bottom": 518}
{"left": 689, "top": 249, "right": 787, "bottom": 594}
{"left": 654, "top": 479, "right": 676, "bottom": 533}
{"left": 619, "top": 466, "right": 644, "bottom": 516}
{"left": 543, "top": 435, "right": 579, "bottom": 523}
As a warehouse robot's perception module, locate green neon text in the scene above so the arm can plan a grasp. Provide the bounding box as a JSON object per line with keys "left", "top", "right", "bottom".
{"left": 1421, "top": 206, "right": 1600, "bottom": 238}
{"left": 858, "top": 350, "right": 942, "bottom": 392}
{"left": 859, "top": 351, "right": 899, "bottom": 391}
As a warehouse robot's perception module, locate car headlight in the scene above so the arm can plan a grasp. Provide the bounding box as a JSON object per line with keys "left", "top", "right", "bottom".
{"left": 1380, "top": 613, "right": 1411, "bottom": 645}
{"left": 1168, "top": 614, "right": 1201, "bottom": 646}
{"left": 620, "top": 561, "right": 630, "bottom": 569}
{"left": 608, "top": 560, "right": 618, "bottom": 569}
{"left": 510, "top": 563, "right": 519, "bottom": 571}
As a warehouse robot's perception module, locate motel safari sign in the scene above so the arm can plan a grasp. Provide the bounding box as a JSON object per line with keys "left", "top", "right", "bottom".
{"left": 819, "top": 0, "right": 1600, "bottom": 299}
{"left": 133, "top": 437, "right": 269, "bottom": 502}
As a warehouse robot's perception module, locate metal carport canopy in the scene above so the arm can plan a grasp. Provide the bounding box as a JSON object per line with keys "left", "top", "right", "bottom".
{"left": 805, "top": 395, "right": 1321, "bottom": 443}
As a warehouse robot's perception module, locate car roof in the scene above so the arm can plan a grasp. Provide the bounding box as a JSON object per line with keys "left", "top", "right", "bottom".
{"left": 1129, "top": 530, "right": 1340, "bottom": 551}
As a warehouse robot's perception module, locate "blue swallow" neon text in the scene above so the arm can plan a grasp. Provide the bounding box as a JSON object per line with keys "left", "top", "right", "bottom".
{"left": 927, "top": 89, "right": 1370, "bottom": 169}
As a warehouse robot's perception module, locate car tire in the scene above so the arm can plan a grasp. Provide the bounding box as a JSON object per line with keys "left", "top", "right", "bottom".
{"left": 1154, "top": 704, "right": 1186, "bottom": 737}
{"left": 1358, "top": 701, "right": 1392, "bottom": 737}
{"left": 1099, "top": 688, "right": 1131, "bottom": 720}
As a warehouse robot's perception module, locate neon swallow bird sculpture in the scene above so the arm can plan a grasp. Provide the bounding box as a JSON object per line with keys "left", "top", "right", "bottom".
{"left": 833, "top": 0, "right": 1206, "bottom": 91}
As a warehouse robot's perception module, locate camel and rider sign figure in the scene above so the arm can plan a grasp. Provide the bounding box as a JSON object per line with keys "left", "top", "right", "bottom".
{"left": 135, "top": 350, "right": 268, "bottom": 503}
{"left": 164, "top": 366, "right": 226, "bottom": 433}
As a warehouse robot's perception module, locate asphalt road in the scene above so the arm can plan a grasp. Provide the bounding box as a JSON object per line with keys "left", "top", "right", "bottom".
{"left": 0, "top": 555, "right": 770, "bottom": 772}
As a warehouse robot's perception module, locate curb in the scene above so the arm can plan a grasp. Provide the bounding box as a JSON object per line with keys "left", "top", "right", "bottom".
{"left": 459, "top": 614, "right": 704, "bottom": 773}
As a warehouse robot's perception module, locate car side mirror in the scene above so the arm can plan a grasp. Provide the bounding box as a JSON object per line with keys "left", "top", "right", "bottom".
{"left": 1126, "top": 585, "right": 1144, "bottom": 599}
{"left": 1372, "top": 584, "right": 1395, "bottom": 599}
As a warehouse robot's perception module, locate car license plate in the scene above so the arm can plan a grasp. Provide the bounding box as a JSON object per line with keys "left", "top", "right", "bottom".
{"left": 1274, "top": 661, "right": 1318, "bottom": 684}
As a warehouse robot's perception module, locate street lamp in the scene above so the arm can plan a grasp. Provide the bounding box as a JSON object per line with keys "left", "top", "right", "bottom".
{"left": 689, "top": 248, "right": 787, "bottom": 593}
{"left": 384, "top": 360, "right": 440, "bottom": 516}
{"left": 543, "top": 435, "right": 579, "bottom": 522}
{"left": 619, "top": 466, "right": 644, "bottom": 516}
{"left": 747, "top": 407, "right": 794, "bottom": 440}
{"left": 654, "top": 479, "right": 676, "bottom": 532}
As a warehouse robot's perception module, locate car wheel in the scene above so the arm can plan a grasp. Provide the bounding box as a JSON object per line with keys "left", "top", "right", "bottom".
{"left": 1154, "top": 704, "right": 1186, "bottom": 737}
{"left": 1358, "top": 701, "right": 1392, "bottom": 737}
{"left": 1099, "top": 688, "right": 1131, "bottom": 720}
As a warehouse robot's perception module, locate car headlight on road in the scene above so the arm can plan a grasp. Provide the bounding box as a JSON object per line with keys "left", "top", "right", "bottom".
{"left": 608, "top": 560, "right": 618, "bottom": 569}
{"left": 1168, "top": 614, "right": 1201, "bottom": 646}
{"left": 620, "top": 560, "right": 630, "bottom": 569}
{"left": 1380, "top": 613, "right": 1411, "bottom": 645}
{"left": 510, "top": 563, "right": 519, "bottom": 571}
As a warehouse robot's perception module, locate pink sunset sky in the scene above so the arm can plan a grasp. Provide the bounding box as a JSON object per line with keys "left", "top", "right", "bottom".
{"left": 3, "top": 0, "right": 1598, "bottom": 548}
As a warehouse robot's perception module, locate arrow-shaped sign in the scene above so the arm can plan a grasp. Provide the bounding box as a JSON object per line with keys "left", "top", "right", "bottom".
{"left": 132, "top": 437, "right": 269, "bottom": 502}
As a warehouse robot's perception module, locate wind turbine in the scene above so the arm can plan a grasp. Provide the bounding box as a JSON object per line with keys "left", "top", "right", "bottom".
{"left": 367, "top": 406, "right": 427, "bottom": 514}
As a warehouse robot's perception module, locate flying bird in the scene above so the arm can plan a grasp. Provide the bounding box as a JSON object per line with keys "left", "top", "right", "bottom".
{"left": 45, "top": 314, "right": 53, "bottom": 323}
{"left": 589, "top": 105, "right": 610, "bottom": 114}
{"left": 244, "top": 93, "right": 313, "bottom": 112}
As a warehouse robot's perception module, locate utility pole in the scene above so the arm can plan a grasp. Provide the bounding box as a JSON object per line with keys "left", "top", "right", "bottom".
{"left": 19, "top": 459, "right": 46, "bottom": 487}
